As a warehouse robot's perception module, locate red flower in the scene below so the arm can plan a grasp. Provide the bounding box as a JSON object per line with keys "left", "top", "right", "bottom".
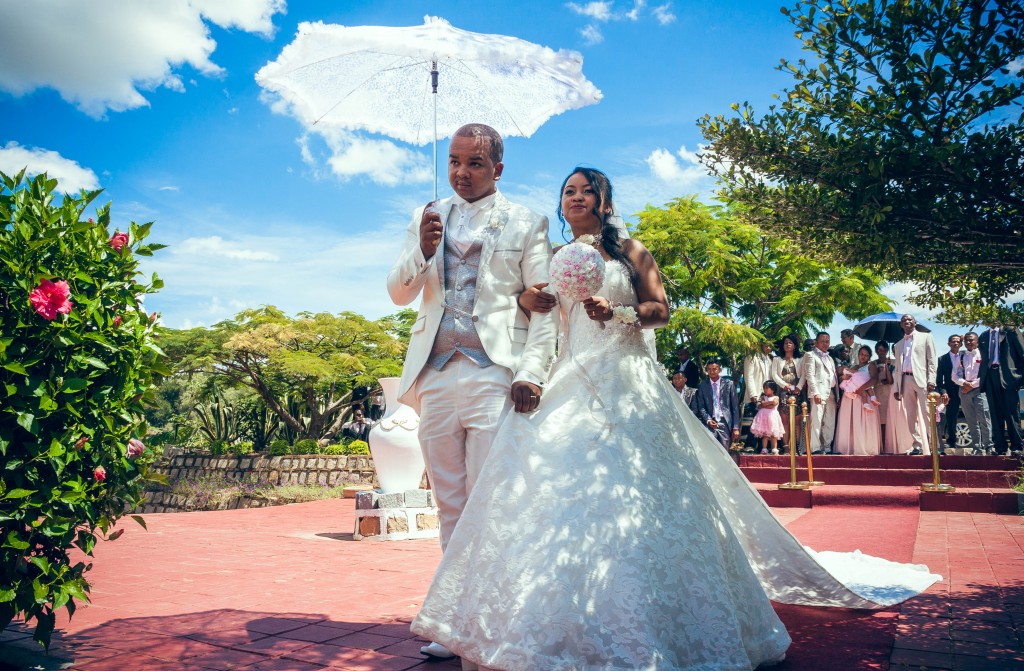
{"left": 29, "top": 279, "right": 73, "bottom": 320}
{"left": 113, "top": 315, "right": 122, "bottom": 327}
{"left": 93, "top": 466, "right": 106, "bottom": 482}
{"left": 74, "top": 436, "right": 88, "bottom": 450}
{"left": 127, "top": 439, "right": 145, "bottom": 458}
{"left": 109, "top": 231, "right": 129, "bottom": 251}
{"left": 149, "top": 312, "right": 158, "bottom": 323}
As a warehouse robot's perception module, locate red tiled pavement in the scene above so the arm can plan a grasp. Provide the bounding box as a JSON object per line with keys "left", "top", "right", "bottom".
{"left": 1, "top": 499, "right": 1021, "bottom": 670}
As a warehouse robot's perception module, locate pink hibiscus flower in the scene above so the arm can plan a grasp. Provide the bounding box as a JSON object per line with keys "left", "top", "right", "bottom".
{"left": 93, "top": 466, "right": 106, "bottom": 482}
{"left": 127, "top": 439, "right": 145, "bottom": 459}
{"left": 29, "top": 279, "right": 73, "bottom": 320}
{"left": 109, "top": 231, "right": 129, "bottom": 251}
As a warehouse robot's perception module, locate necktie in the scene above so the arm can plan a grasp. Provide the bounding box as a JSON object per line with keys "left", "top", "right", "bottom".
{"left": 990, "top": 329, "right": 999, "bottom": 365}
{"left": 712, "top": 381, "right": 721, "bottom": 419}
{"left": 451, "top": 203, "right": 474, "bottom": 253}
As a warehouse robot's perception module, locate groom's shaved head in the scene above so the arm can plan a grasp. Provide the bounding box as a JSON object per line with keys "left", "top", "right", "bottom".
{"left": 454, "top": 124, "right": 503, "bottom": 163}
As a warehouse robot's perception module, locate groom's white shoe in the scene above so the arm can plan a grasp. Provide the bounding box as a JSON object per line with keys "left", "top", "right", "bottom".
{"left": 420, "top": 641, "right": 456, "bottom": 659}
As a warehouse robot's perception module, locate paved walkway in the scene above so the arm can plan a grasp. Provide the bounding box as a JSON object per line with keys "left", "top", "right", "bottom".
{"left": 1, "top": 500, "right": 1021, "bottom": 670}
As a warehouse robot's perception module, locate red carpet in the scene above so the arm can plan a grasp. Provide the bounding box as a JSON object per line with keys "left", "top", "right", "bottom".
{"left": 772, "top": 504, "right": 922, "bottom": 670}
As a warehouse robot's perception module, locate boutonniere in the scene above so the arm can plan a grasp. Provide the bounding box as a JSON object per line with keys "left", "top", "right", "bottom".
{"left": 488, "top": 205, "right": 509, "bottom": 231}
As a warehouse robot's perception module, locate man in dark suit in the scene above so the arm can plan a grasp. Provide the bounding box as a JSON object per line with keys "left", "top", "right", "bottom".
{"left": 693, "top": 361, "right": 740, "bottom": 450}
{"left": 935, "top": 334, "right": 964, "bottom": 452}
{"left": 978, "top": 326, "right": 1024, "bottom": 455}
{"left": 674, "top": 345, "right": 700, "bottom": 390}
{"left": 341, "top": 406, "right": 371, "bottom": 442}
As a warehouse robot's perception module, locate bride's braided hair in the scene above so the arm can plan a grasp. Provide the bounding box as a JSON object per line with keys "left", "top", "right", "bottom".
{"left": 557, "top": 166, "right": 637, "bottom": 282}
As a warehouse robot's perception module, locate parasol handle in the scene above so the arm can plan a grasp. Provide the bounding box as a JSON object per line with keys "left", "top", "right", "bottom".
{"left": 432, "top": 60, "right": 438, "bottom": 202}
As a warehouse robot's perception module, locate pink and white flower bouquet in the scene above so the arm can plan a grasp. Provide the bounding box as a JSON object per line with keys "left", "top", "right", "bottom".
{"left": 549, "top": 241, "right": 605, "bottom": 302}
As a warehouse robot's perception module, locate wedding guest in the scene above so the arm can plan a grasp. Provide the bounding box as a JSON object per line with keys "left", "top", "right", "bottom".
{"left": 751, "top": 381, "right": 784, "bottom": 454}
{"left": 829, "top": 328, "right": 859, "bottom": 372}
{"left": 341, "top": 406, "right": 371, "bottom": 442}
{"left": 978, "top": 325, "right": 1024, "bottom": 455}
{"left": 873, "top": 342, "right": 896, "bottom": 452}
{"left": 892, "top": 314, "right": 938, "bottom": 456}
{"left": 834, "top": 345, "right": 882, "bottom": 455}
{"left": 369, "top": 390, "right": 384, "bottom": 421}
{"left": 954, "top": 332, "right": 994, "bottom": 455}
{"left": 935, "top": 334, "right": 964, "bottom": 451}
{"left": 805, "top": 331, "right": 839, "bottom": 455}
{"left": 772, "top": 334, "right": 805, "bottom": 452}
{"left": 693, "top": 362, "right": 741, "bottom": 450}
{"left": 672, "top": 371, "right": 696, "bottom": 408}
{"left": 743, "top": 341, "right": 775, "bottom": 406}
{"left": 674, "top": 345, "right": 700, "bottom": 389}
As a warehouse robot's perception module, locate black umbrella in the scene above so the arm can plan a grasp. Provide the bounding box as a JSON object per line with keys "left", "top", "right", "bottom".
{"left": 852, "top": 312, "right": 932, "bottom": 344}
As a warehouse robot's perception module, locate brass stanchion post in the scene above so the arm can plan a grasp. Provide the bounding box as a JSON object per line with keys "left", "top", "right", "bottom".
{"left": 779, "top": 397, "right": 808, "bottom": 490}
{"left": 921, "top": 392, "right": 955, "bottom": 493}
{"left": 800, "top": 401, "right": 824, "bottom": 486}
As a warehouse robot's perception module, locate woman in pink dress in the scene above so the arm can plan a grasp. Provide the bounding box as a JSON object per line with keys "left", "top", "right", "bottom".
{"left": 834, "top": 345, "right": 883, "bottom": 455}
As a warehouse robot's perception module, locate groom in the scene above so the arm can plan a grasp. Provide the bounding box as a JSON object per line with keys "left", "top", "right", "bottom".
{"left": 386, "top": 124, "right": 558, "bottom": 660}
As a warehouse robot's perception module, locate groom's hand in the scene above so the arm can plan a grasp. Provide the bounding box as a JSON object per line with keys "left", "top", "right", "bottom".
{"left": 419, "top": 202, "right": 443, "bottom": 259}
{"left": 511, "top": 381, "right": 542, "bottom": 413}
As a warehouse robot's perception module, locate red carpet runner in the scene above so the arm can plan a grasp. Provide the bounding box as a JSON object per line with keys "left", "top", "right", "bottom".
{"left": 773, "top": 504, "right": 923, "bottom": 670}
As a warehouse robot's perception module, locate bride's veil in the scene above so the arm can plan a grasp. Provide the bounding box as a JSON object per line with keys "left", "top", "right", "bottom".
{"left": 607, "top": 208, "right": 659, "bottom": 361}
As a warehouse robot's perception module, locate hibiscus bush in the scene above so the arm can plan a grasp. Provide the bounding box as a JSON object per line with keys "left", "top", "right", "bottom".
{"left": 0, "top": 171, "right": 168, "bottom": 648}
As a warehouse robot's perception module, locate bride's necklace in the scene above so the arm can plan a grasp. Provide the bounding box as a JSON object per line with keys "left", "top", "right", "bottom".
{"left": 573, "top": 232, "right": 601, "bottom": 247}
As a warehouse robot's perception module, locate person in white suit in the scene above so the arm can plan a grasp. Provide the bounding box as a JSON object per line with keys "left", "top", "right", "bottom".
{"left": 386, "top": 124, "right": 558, "bottom": 662}
{"left": 805, "top": 331, "right": 839, "bottom": 454}
{"left": 892, "top": 314, "right": 938, "bottom": 455}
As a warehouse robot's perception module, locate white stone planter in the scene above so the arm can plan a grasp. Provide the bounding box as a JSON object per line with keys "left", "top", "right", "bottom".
{"left": 367, "top": 377, "right": 425, "bottom": 493}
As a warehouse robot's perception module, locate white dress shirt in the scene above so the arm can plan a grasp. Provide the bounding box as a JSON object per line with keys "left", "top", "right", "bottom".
{"left": 953, "top": 349, "right": 982, "bottom": 389}
{"left": 902, "top": 333, "right": 915, "bottom": 373}
{"left": 448, "top": 193, "right": 496, "bottom": 254}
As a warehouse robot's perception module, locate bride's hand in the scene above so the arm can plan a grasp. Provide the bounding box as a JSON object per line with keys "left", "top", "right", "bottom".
{"left": 582, "top": 296, "right": 612, "bottom": 321}
{"left": 518, "top": 283, "right": 557, "bottom": 314}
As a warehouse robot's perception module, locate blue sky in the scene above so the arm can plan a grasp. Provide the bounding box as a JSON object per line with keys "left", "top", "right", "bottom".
{"left": 0, "top": 0, "right": 970, "bottom": 348}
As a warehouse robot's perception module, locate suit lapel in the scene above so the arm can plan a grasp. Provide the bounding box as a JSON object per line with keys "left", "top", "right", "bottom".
{"left": 476, "top": 191, "right": 511, "bottom": 274}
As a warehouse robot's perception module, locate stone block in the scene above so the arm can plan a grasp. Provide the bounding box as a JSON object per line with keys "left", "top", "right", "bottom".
{"left": 325, "top": 458, "right": 337, "bottom": 469}
{"left": 404, "top": 489, "right": 429, "bottom": 508}
{"left": 217, "top": 459, "right": 229, "bottom": 469}
{"left": 356, "top": 491, "right": 379, "bottom": 510}
{"left": 426, "top": 490, "right": 435, "bottom": 508}
{"left": 416, "top": 513, "right": 439, "bottom": 531}
{"left": 298, "top": 472, "right": 307, "bottom": 484}
{"left": 317, "top": 472, "right": 328, "bottom": 486}
{"left": 377, "top": 492, "right": 405, "bottom": 509}
{"left": 281, "top": 458, "right": 291, "bottom": 468}
{"left": 358, "top": 515, "right": 381, "bottom": 537}
{"left": 386, "top": 513, "right": 409, "bottom": 534}
{"left": 268, "top": 471, "right": 279, "bottom": 485}
{"left": 185, "top": 457, "right": 194, "bottom": 466}
{"left": 328, "top": 471, "right": 340, "bottom": 485}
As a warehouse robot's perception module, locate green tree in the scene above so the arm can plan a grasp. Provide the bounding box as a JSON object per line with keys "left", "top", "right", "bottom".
{"left": 163, "top": 307, "right": 414, "bottom": 442}
{"left": 633, "top": 196, "right": 891, "bottom": 372}
{"left": 698, "top": 0, "right": 1024, "bottom": 323}
{"left": 0, "top": 172, "right": 166, "bottom": 647}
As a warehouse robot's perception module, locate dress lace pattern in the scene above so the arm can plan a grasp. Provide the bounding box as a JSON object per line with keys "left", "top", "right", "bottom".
{"left": 412, "top": 261, "right": 939, "bottom": 670}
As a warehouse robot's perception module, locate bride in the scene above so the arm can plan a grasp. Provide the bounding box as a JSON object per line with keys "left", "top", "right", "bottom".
{"left": 411, "top": 167, "right": 938, "bottom": 671}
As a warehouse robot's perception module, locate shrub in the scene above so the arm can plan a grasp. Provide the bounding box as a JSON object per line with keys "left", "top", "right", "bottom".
{"left": 0, "top": 172, "right": 166, "bottom": 648}
{"left": 268, "top": 439, "right": 289, "bottom": 456}
{"left": 321, "top": 444, "right": 347, "bottom": 455}
{"left": 290, "top": 438, "right": 319, "bottom": 455}
{"left": 208, "top": 439, "right": 228, "bottom": 456}
{"left": 345, "top": 439, "right": 370, "bottom": 455}
{"left": 227, "top": 441, "right": 254, "bottom": 456}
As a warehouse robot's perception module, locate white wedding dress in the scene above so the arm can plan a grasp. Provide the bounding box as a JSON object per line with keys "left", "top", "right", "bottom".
{"left": 412, "top": 260, "right": 939, "bottom": 670}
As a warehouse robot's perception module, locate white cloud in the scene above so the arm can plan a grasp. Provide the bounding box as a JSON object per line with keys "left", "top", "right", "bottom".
{"left": 0, "top": 0, "right": 285, "bottom": 117}
{"left": 653, "top": 3, "right": 677, "bottom": 25}
{"left": 1008, "top": 57, "right": 1023, "bottom": 74}
{"left": 159, "top": 185, "right": 180, "bottom": 192}
{"left": 144, "top": 221, "right": 410, "bottom": 328}
{"left": 625, "top": 0, "right": 646, "bottom": 20}
{"left": 567, "top": 1, "right": 614, "bottom": 21}
{"left": 0, "top": 142, "right": 99, "bottom": 191}
{"left": 645, "top": 145, "right": 710, "bottom": 189}
{"left": 580, "top": 24, "right": 605, "bottom": 46}
{"left": 298, "top": 130, "right": 432, "bottom": 188}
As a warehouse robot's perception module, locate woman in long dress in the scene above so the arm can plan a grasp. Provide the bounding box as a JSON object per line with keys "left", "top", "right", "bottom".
{"left": 770, "top": 334, "right": 804, "bottom": 453}
{"left": 834, "top": 345, "right": 882, "bottom": 455}
{"left": 873, "top": 341, "right": 895, "bottom": 452}
{"left": 411, "top": 168, "right": 939, "bottom": 671}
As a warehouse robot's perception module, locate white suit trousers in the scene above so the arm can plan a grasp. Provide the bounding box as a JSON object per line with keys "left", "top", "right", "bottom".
{"left": 809, "top": 394, "right": 837, "bottom": 454}
{"left": 900, "top": 373, "right": 932, "bottom": 455}
{"left": 415, "top": 353, "right": 513, "bottom": 551}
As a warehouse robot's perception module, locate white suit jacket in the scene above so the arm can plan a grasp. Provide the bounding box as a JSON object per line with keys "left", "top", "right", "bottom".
{"left": 386, "top": 191, "right": 559, "bottom": 411}
{"left": 743, "top": 353, "right": 772, "bottom": 402}
{"left": 892, "top": 331, "right": 938, "bottom": 394}
{"left": 804, "top": 349, "right": 838, "bottom": 401}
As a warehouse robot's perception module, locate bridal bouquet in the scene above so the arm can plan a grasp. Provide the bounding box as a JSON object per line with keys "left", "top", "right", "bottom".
{"left": 549, "top": 241, "right": 605, "bottom": 301}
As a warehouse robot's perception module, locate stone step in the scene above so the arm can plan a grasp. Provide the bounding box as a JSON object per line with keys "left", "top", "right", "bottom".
{"left": 738, "top": 454, "right": 1023, "bottom": 472}
{"left": 742, "top": 466, "right": 1016, "bottom": 488}
{"left": 752, "top": 483, "right": 1021, "bottom": 514}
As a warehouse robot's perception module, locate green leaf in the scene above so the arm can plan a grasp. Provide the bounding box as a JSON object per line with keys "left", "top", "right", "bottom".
{"left": 29, "top": 556, "right": 50, "bottom": 574}
{"left": 4, "top": 488, "right": 36, "bottom": 499}
{"left": 4, "top": 531, "right": 30, "bottom": 550}
{"left": 16, "top": 412, "right": 37, "bottom": 433}
{"left": 2, "top": 362, "right": 28, "bottom": 375}
{"left": 61, "top": 378, "right": 88, "bottom": 392}
{"left": 130, "top": 515, "right": 148, "bottom": 530}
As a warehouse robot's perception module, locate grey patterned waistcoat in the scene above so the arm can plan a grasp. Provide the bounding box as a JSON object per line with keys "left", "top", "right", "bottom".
{"left": 427, "top": 234, "right": 493, "bottom": 370}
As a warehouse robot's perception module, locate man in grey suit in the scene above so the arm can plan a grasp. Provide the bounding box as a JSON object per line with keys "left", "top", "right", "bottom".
{"left": 978, "top": 325, "right": 1024, "bottom": 455}
{"left": 693, "top": 361, "right": 741, "bottom": 450}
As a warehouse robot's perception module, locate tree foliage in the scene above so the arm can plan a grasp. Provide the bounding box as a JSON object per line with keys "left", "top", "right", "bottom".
{"left": 0, "top": 172, "right": 166, "bottom": 647}
{"left": 633, "top": 196, "right": 891, "bottom": 371}
{"left": 699, "top": 0, "right": 1024, "bottom": 323}
{"left": 159, "top": 307, "right": 414, "bottom": 442}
